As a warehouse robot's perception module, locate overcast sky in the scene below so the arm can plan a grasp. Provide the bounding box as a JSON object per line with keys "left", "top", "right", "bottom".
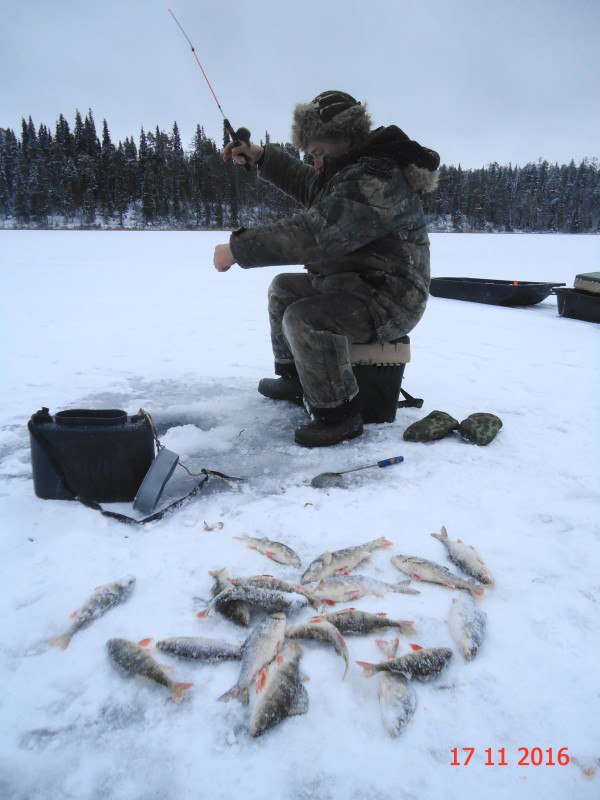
{"left": 2, "top": 0, "right": 598, "bottom": 168}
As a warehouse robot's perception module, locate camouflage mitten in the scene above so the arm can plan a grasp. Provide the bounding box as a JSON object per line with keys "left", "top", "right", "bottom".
{"left": 403, "top": 411, "right": 459, "bottom": 442}
{"left": 458, "top": 413, "right": 503, "bottom": 446}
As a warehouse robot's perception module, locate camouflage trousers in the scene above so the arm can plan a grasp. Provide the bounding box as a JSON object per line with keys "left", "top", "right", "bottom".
{"left": 267, "top": 272, "right": 376, "bottom": 410}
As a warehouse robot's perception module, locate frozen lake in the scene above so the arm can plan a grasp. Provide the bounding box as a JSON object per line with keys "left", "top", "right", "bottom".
{"left": 0, "top": 230, "right": 599, "bottom": 800}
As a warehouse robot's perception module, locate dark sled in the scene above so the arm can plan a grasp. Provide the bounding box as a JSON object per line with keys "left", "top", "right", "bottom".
{"left": 429, "top": 277, "right": 565, "bottom": 307}
{"left": 553, "top": 287, "right": 600, "bottom": 323}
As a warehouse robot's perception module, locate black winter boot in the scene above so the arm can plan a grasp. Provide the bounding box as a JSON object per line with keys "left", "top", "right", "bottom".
{"left": 294, "top": 396, "right": 363, "bottom": 448}
{"left": 258, "top": 363, "right": 304, "bottom": 405}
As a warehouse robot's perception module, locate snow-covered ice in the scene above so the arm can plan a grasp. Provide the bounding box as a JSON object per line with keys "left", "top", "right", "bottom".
{"left": 0, "top": 230, "right": 599, "bottom": 800}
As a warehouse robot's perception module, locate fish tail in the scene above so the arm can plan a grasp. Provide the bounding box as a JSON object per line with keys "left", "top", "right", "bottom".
{"left": 376, "top": 638, "right": 399, "bottom": 659}
{"left": 394, "top": 581, "right": 420, "bottom": 595}
{"left": 208, "top": 568, "right": 227, "bottom": 578}
{"left": 48, "top": 634, "right": 71, "bottom": 651}
{"left": 218, "top": 684, "right": 249, "bottom": 704}
{"left": 171, "top": 682, "right": 194, "bottom": 703}
{"left": 355, "top": 660, "right": 378, "bottom": 678}
{"left": 431, "top": 527, "right": 447, "bottom": 543}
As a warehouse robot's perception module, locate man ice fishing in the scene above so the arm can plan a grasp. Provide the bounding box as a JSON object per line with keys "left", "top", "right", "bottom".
{"left": 213, "top": 90, "right": 439, "bottom": 447}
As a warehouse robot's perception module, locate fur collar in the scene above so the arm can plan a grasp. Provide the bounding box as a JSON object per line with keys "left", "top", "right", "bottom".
{"left": 322, "top": 126, "right": 440, "bottom": 194}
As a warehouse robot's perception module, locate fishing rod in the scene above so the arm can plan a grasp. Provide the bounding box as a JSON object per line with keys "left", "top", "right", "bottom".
{"left": 167, "top": 7, "right": 252, "bottom": 170}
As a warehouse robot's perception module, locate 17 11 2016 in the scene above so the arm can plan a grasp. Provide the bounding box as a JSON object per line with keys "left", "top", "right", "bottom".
{"left": 450, "top": 747, "right": 570, "bottom": 766}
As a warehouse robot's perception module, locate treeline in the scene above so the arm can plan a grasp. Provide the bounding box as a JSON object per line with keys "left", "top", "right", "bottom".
{"left": 1, "top": 110, "right": 598, "bottom": 233}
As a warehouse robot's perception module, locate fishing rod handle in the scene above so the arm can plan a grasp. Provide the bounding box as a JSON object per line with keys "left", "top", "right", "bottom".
{"left": 377, "top": 456, "right": 404, "bottom": 468}
{"left": 226, "top": 119, "right": 252, "bottom": 171}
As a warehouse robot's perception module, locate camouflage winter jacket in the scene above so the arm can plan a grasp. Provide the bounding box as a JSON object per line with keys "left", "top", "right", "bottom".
{"left": 229, "top": 126, "right": 439, "bottom": 341}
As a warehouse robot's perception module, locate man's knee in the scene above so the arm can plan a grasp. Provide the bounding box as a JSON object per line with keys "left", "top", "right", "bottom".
{"left": 282, "top": 298, "right": 326, "bottom": 345}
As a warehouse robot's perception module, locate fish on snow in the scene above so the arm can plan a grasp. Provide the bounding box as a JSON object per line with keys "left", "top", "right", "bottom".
{"left": 431, "top": 526, "right": 494, "bottom": 585}
{"left": 391, "top": 555, "right": 484, "bottom": 597}
{"left": 218, "top": 612, "right": 287, "bottom": 705}
{"left": 49, "top": 575, "right": 136, "bottom": 651}
{"left": 448, "top": 595, "right": 487, "bottom": 660}
{"left": 248, "top": 641, "right": 309, "bottom": 738}
{"left": 322, "top": 608, "right": 415, "bottom": 637}
{"left": 300, "top": 537, "right": 393, "bottom": 584}
{"left": 286, "top": 616, "right": 350, "bottom": 679}
{"left": 106, "top": 638, "right": 194, "bottom": 703}
{"left": 233, "top": 535, "right": 302, "bottom": 568}
{"left": 310, "top": 574, "right": 419, "bottom": 603}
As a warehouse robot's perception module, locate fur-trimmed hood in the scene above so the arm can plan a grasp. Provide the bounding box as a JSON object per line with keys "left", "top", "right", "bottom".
{"left": 292, "top": 98, "right": 372, "bottom": 151}
{"left": 321, "top": 125, "right": 440, "bottom": 194}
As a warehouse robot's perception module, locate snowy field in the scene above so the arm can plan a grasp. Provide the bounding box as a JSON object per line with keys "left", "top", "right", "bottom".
{"left": 0, "top": 230, "right": 599, "bottom": 800}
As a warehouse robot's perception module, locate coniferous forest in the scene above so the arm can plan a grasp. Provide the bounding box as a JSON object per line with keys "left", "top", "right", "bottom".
{"left": 1, "top": 110, "right": 598, "bottom": 233}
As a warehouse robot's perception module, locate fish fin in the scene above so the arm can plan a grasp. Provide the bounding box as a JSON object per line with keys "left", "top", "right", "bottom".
{"left": 289, "top": 684, "right": 309, "bottom": 717}
{"left": 321, "top": 599, "right": 336, "bottom": 606}
{"left": 395, "top": 581, "right": 419, "bottom": 593}
{"left": 457, "top": 538, "right": 463, "bottom": 544}
{"left": 355, "top": 660, "right": 377, "bottom": 678}
{"left": 68, "top": 610, "right": 78, "bottom": 620}
{"left": 379, "top": 537, "right": 394, "bottom": 548}
{"left": 441, "top": 526, "right": 448, "bottom": 538}
{"left": 376, "top": 613, "right": 388, "bottom": 617}
{"left": 208, "top": 568, "right": 227, "bottom": 578}
{"left": 409, "top": 643, "right": 423, "bottom": 651}
{"left": 138, "top": 638, "right": 152, "bottom": 648}
{"left": 265, "top": 551, "right": 276, "bottom": 559}
{"left": 411, "top": 572, "right": 423, "bottom": 581}
{"left": 171, "top": 682, "right": 194, "bottom": 703}
{"left": 196, "top": 609, "right": 210, "bottom": 619}
{"left": 310, "top": 616, "right": 325, "bottom": 623}
{"left": 323, "top": 552, "right": 333, "bottom": 566}
{"left": 218, "top": 684, "right": 242, "bottom": 703}
{"left": 430, "top": 533, "right": 442, "bottom": 542}
{"left": 348, "top": 607, "right": 356, "bottom": 611}
{"left": 470, "top": 585, "right": 485, "bottom": 599}
{"left": 444, "top": 582, "right": 457, "bottom": 589}
{"left": 255, "top": 668, "right": 268, "bottom": 693}
{"left": 376, "top": 638, "right": 399, "bottom": 659}
{"left": 48, "top": 634, "right": 71, "bottom": 651}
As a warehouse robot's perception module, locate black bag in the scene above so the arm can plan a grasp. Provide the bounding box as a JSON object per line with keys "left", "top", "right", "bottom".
{"left": 29, "top": 408, "right": 155, "bottom": 503}
{"left": 28, "top": 408, "right": 240, "bottom": 525}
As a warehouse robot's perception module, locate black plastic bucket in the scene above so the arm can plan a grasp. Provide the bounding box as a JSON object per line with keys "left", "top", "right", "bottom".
{"left": 354, "top": 363, "right": 406, "bottom": 423}
{"left": 29, "top": 408, "right": 155, "bottom": 502}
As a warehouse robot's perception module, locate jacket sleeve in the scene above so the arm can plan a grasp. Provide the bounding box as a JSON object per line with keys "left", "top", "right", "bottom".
{"left": 257, "top": 144, "right": 322, "bottom": 208}
{"left": 230, "top": 166, "right": 412, "bottom": 268}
